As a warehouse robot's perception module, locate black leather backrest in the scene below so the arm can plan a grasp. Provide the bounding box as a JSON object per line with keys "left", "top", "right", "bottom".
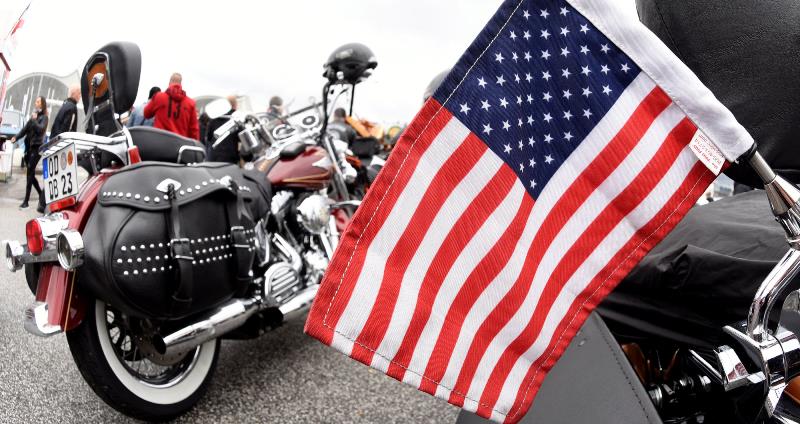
{"left": 637, "top": 0, "right": 800, "bottom": 186}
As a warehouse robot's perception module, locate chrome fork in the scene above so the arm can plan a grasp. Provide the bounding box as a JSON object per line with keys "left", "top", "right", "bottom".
{"left": 715, "top": 151, "right": 800, "bottom": 416}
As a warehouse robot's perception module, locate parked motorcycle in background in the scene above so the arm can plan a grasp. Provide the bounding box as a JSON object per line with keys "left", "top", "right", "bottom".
{"left": 211, "top": 42, "right": 384, "bottom": 206}
{"left": 0, "top": 41, "right": 373, "bottom": 421}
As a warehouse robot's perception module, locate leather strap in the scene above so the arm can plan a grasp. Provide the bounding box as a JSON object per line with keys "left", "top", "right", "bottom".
{"left": 225, "top": 179, "right": 254, "bottom": 288}
{"left": 167, "top": 183, "right": 193, "bottom": 315}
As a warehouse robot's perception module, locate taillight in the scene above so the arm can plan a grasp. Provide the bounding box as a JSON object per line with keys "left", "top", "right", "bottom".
{"left": 48, "top": 196, "right": 77, "bottom": 213}
{"left": 25, "top": 219, "right": 44, "bottom": 255}
{"left": 128, "top": 146, "right": 141, "bottom": 164}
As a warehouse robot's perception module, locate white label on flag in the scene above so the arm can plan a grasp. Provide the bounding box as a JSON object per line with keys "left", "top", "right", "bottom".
{"left": 689, "top": 130, "right": 725, "bottom": 175}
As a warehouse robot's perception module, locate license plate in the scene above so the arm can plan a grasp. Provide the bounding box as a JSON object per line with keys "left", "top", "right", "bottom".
{"left": 43, "top": 143, "right": 78, "bottom": 205}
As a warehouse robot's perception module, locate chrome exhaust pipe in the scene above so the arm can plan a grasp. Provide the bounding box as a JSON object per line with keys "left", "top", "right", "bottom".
{"left": 279, "top": 284, "right": 319, "bottom": 322}
{"left": 153, "top": 297, "right": 262, "bottom": 356}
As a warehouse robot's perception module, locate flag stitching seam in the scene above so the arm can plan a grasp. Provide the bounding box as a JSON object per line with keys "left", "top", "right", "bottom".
{"left": 321, "top": 0, "right": 526, "bottom": 416}
{"left": 508, "top": 168, "right": 707, "bottom": 419}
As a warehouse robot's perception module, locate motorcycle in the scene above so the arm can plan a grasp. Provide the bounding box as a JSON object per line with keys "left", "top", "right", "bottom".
{"left": 2, "top": 42, "right": 344, "bottom": 421}
{"left": 210, "top": 43, "right": 384, "bottom": 205}
{"left": 457, "top": 0, "right": 800, "bottom": 423}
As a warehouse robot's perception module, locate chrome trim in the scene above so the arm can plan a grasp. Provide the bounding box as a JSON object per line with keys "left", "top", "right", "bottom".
{"left": 278, "top": 284, "right": 319, "bottom": 321}
{"left": 23, "top": 302, "right": 62, "bottom": 337}
{"left": 272, "top": 234, "right": 303, "bottom": 274}
{"left": 747, "top": 248, "right": 800, "bottom": 340}
{"left": 4, "top": 240, "right": 24, "bottom": 271}
{"left": 296, "top": 195, "right": 332, "bottom": 235}
{"left": 688, "top": 349, "right": 722, "bottom": 384}
{"left": 330, "top": 200, "right": 361, "bottom": 210}
{"left": 56, "top": 229, "right": 85, "bottom": 270}
{"left": 4, "top": 240, "right": 59, "bottom": 271}
{"left": 714, "top": 344, "right": 757, "bottom": 391}
{"left": 177, "top": 145, "right": 206, "bottom": 163}
{"left": 155, "top": 298, "right": 261, "bottom": 357}
{"left": 139, "top": 347, "right": 201, "bottom": 389}
{"left": 41, "top": 132, "right": 129, "bottom": 166}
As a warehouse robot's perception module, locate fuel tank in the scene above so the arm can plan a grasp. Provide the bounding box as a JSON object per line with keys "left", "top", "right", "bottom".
{"left": 254, "top": 145, "right": 333, "bottom": 190}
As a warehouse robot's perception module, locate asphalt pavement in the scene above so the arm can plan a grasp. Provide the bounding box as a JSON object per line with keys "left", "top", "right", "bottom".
{"left": 0, "top": 161, "right": 459, "bottom": 423}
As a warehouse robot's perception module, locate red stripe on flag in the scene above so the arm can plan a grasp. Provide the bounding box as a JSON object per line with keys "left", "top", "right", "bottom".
{"left": 386, "top": 165, "right": 520, "bottom": 380}
{"left": 447, "top": 87, "right": 672, "bottom": 405}
{"left": 420, "top": 195, "right": 536, "bottom": 395}
{"left": 305, "top": 99, "right": 450, "bottom": 344}
{"left": 475, "top": 118, "right": 696, "bottom": 418}
{"left": 350, "top": 133, "right": 489, "bottom": 364}
{"left": 504, "top": 161, "right": 714, "bottom": 424}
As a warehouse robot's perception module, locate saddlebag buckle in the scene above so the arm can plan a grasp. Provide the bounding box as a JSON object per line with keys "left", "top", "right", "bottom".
{"left": 170, "top": 238, "right": 194, "bottom": 261}
{"left": 230, "top": 226, "right": 250, "bottom": 250}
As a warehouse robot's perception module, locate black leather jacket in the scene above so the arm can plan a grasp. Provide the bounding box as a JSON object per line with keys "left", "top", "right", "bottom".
{"left": 16, "top": 112, "right": 49, "bottom": 154}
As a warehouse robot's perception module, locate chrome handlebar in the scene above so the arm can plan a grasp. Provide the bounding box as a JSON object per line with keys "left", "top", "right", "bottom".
{"left": 712, "top": 151, "right": 800, "bottom": 418}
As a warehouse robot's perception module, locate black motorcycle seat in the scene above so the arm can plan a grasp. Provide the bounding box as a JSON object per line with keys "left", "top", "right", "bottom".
{"left": 127, "top": 126, "right": 205, "bottom": 164}
{"left": 598, "top": 190, "right": 790, "bottom": 353}
{"left": 636, "top": 0, "right": 800, "bottom": 187}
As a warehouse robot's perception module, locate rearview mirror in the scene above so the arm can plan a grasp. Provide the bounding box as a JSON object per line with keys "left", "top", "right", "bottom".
{"left": 204, "top": 98, "right": 231, "bottom": 120}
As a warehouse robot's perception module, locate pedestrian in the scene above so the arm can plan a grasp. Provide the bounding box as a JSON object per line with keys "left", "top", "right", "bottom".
{"left": 328, "top": 107, "right": 357, "bottom": 145}
{"left": 207, "top": 95, "right": 239, "bottom": 164}
{"left": 50, "top": 85, "right": 81, "bottom": 139}
{"left": 199, "top": 112, "right": 210, "bottom": 150}
{"left": 11, "top": 96, "right": 48, "bottom": 212}
{"left": 266, "top": 96, "right": 284, "bottom": 121}
{"left": 127, "top": 86, "right": 160, "bottom": 128}
{"left": 143, "top": 73, "right": 199, "bottom": 140}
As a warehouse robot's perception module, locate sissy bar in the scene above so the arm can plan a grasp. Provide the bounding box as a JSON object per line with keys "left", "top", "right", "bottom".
{"left": 714, "top": 148, "right": 800, "bottom": 419}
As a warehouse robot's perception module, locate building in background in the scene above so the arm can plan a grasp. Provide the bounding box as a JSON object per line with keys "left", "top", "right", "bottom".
{"left": 3, "top": 70, "right": 84, "bottom": 132}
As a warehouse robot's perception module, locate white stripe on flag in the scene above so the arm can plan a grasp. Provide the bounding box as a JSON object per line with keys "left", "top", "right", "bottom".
{"left": 464, "top": 102, "right": 686, "bottom": 403}
{"left": 493, "top": 146, "right": 700, "bottom": 421}
{"left": 402, "top": 182, "right": 527, "bottom": 387}
{"left": 370, "top": 148, "right": 505, "bottom": 372}
{"left": 431, "top": 72, "right": 658, "bottom": 398}
{"left": 330, "top": 116, "right": 467, "bottom": 353}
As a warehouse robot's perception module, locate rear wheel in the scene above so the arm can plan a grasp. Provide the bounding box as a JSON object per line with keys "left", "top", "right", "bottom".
{"left": 66, "top": 300, "right": 219, "bottom": 421}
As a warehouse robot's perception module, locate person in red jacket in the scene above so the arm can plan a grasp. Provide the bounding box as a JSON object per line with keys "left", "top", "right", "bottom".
{"left": 144, "top": 73, "right": 200, "bottom": 140}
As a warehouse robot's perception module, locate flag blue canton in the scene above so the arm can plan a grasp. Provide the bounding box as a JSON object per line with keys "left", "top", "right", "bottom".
{"left": 433, "top": 0, "right": 640, "bottom": 198}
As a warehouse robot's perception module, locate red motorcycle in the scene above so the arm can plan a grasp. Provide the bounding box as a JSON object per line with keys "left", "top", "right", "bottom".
{"left": 3, "top": 42, "right": 350, "bottom": 421}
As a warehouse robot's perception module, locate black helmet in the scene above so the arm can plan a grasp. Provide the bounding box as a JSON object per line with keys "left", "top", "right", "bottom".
{"left": 323, "top": 43, "right": 378, "bottom": 85}
{"left": 423, "top": 69, "right": 450, "bottom": 103}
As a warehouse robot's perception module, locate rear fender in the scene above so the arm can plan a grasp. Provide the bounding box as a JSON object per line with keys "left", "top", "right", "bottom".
{"left": 37, "top": 171, "right": 112, "bottom": 331}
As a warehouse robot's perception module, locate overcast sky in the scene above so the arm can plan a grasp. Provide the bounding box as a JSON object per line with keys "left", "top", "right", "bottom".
{"left": 0, "top": 0, "right": 637, "bottom": 123}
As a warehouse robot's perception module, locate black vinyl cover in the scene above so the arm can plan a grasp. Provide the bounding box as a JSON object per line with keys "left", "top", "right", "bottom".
{"left": 80, "top": 162, "right": 270, "bottom": 319}
{"left": 636, "top": 0, "right": 800, "bottom": 186}
{"left": 598, "top": 190, "right": 792, "bottom": 352}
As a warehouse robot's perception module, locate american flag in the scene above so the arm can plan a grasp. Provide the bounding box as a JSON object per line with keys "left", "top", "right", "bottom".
{"left": 306, "top": 0, "right": 753, "bottom": 422}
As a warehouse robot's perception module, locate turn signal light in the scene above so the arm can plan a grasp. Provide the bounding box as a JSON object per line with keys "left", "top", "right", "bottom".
{"left": 25, "top": 219, "right": 44, "bottom": 256}
{"left": 48, "top": 196, "right": 77, "bottom": 213}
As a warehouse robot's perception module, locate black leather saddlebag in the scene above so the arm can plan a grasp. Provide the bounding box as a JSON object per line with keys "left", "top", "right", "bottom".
{"left": 79, "top": 162, "right": 271, "bottom": 319}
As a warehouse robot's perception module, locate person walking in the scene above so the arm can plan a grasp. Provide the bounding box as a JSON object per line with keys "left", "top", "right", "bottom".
{"left": 144, "top": 73, "right": 199, "bottom": 140}
{"left": 207, "top": 95, "right": 239, "bottom": 164}
{"left": 50, "top": 85, "right": 81, "bottom": 139}
{"left": 126, "top": 86, "right": 160, "bottom": 128}
{"left": 11, "top": 96, "right": 48, "bottom": 212}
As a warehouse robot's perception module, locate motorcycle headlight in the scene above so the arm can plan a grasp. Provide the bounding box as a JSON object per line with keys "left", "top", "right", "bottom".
{"left": 296, "top": 195, "right": 332, "bottom": 235}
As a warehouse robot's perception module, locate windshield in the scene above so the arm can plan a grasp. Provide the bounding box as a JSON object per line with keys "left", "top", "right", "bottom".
{"left": 1, "top": 110, "right": 22, "bottom": 128}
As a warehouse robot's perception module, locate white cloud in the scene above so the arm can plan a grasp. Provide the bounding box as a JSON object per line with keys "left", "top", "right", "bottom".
{"left": 1, "top": 0, "right": 637, "bottom": 123}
